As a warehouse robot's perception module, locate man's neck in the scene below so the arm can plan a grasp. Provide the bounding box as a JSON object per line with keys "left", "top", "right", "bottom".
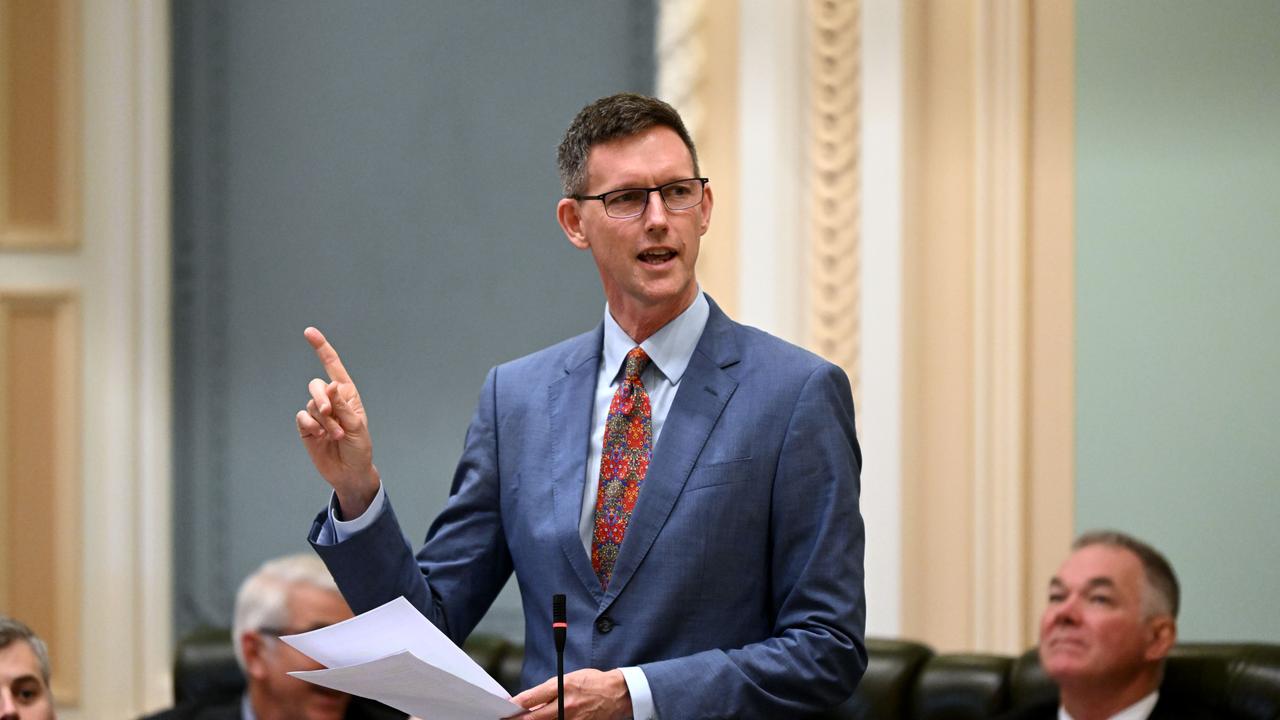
{"left": 608, "top": 289, "right": 699, "bottom": 343}
{"left": 245, "top": 686, "right": 286, "bottom": 720}
{"left": 1060, "top": 673, "right": 1160, "bottom": 720}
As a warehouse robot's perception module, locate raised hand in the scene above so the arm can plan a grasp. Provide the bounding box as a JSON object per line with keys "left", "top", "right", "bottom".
{"left": 509, "top": 669, "right": 632, "bottom": 720}
{"left": 296, "top": 326, "right": 380, "bottom": 518}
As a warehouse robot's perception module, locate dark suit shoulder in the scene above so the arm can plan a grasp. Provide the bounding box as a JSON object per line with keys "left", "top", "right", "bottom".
{"left": 346, "top": 697, "right": 409, "bottom": 719}
{"left": 138, "top": 698, "right": 403, "bottom": 720}
{"left": 137, "top": 699, "right": 240, "bottom": 720}
{"left": 1150, "top": 691, "right": 1221, "bottom": 719}
{"left": 993, "top": 693, "right": 1222, "bottom": 720}
{"left": 728, "top": 320, "right": 830, "bottom": 367}
{"left": 992, "top": 698, "right": 1058, "bottom": 720}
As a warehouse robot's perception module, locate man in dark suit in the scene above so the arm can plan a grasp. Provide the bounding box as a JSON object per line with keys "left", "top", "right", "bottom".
{"left": 141, "top": 554, "right": 402, "bottom": 720}
{"left": 1000, "top": 531, "right": 1213, "bottom": 720}
{"left": 296, "top": 93, "right": 866, "bottom": 719}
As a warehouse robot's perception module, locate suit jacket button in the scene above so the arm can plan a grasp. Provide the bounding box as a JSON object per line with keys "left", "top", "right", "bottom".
{"left": 595, "top": 616, "right": 614, "bottom": 634}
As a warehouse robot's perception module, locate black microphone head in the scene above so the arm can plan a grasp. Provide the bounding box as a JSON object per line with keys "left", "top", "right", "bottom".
{"left": 553, "top": 593, "right": 566, "bottom": 624}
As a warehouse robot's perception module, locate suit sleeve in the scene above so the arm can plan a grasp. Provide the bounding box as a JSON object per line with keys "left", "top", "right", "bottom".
{"left": 307, "top": 366, "right": 513, "bottom": 645}
{"left": 640, "top": 362, "right": 867, "bottom": 718}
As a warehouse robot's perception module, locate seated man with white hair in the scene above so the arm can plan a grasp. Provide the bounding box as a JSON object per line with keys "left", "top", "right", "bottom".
{"left": 999, "top": 530, "right": 1214, "bottom": 720}
{"left": 143, "top": 553, "right": 403, "bottom": 720}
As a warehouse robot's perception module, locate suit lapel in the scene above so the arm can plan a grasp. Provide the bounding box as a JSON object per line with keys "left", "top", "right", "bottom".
{"left": 548, "top": 326, "right": 606, "bottom": 602}
{"left": 602, "top": 302, "right": 741, "bottom": 604}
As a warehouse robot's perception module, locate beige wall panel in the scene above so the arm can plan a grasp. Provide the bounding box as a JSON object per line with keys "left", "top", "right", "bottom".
{"left": 1025, "top": 0, "right": 1075, "bottom": 643}
{"left": 0, "top": 0, "right": 78, "bottom": 249}
{"left": 903, "top": 0, "right": 1075, "bottom": 652}
{"left": 902, "top": 0, "right": 978, "bottom": 652}
{"left": 0, "top": 293, "right": 80, "bottom": 703}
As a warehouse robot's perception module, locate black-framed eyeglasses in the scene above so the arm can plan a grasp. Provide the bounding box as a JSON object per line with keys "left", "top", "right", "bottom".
{"left": 571, "top": 177, "right": 709, "bottom": 219}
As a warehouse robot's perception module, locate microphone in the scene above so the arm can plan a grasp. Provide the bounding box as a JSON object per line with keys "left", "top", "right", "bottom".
{"left": 553, "top": 593, "right": 566, "bottom": 720}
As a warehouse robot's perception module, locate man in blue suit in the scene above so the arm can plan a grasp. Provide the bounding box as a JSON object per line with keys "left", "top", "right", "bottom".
{"left": 297, "top": 94, "right": 866, "bottom": 719}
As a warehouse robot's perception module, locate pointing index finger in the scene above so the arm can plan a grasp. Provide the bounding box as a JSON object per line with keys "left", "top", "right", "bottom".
{"left": 304, "top": 326, "right": 353, "bottom": 383}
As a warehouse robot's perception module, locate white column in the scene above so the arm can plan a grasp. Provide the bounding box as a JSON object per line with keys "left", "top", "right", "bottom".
{"left": 736, "top": 0, "right": 806, "bottom": 345}
{"left": 74, "top": 2, "right": 172, "bottom": 716}
{"left": 860, "top": 0, "right": 904, "bottom": 638}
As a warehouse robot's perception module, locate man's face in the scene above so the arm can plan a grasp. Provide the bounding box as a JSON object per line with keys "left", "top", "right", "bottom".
{"left": 1038, "top": 544, "right": 1173, "bottom": 688}
{"left": 243, "top": 584, "right": 355, "bottom": 720}
{"left": 557, "top": 125, "right": 712, "bottom": 327}
{"left": 0, "top": 640, "right": 55, "bottom": 720}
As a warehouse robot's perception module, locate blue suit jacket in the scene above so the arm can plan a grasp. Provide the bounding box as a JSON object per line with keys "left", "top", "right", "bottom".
{"left": 310, "top": 299, "right": 867, "bottom": 718}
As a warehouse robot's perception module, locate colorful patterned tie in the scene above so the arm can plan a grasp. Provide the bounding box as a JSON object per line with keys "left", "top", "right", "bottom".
{"left": 591, "top": 347, "right": 653, "bottom": 589}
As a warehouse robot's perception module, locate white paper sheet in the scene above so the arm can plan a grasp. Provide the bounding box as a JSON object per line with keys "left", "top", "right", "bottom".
{"left": 291, "top": 650, "right": 524, "bottom": 720}
{"left": 282, "top": 596, "right": 525, "bottom": 719}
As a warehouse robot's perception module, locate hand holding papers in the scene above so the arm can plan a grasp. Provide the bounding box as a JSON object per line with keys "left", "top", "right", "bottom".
{"left": 282, "top": 596, "right": 527, "bottom": 720}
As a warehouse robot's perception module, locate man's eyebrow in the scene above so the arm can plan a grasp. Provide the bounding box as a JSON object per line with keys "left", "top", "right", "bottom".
{"left": 1048, "top": 577, "right": 1118, "bottom": 591}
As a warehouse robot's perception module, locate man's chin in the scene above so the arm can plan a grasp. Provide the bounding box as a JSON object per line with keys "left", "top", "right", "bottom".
{"left": 305, "top": 692, "right": 350, "bottom": 720}
{"left": 1041, "top": 652, "right": 1099, "bottom": 685}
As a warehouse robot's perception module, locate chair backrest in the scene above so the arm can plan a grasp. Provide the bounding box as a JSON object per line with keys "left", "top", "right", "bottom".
{"left": 173, "top": 627, "right": 243, "bottom": 705}
{"left": 910, "top": 653, "right": 1013, "bottom": 720}
{"left": 172, "top": 629, "right": 1280, "bottom": 720}
{"left": 820, "top": 638, "right": 934, "bottom": 719}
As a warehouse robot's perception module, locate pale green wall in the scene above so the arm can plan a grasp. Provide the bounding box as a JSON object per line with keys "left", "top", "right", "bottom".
{"left": 1076, "top": 0, "right": 1280, "bottom": 641}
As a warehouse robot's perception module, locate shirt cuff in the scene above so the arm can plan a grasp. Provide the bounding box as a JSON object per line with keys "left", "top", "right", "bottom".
{"left": 620, "top": 666, "right": 657, "bottom": 720}
{"left": 318, "top": 484, "right": 387, "bottom": 544}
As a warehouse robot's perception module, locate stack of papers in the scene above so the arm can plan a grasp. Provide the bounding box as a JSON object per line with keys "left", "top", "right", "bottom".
{"left": 282, "top": 596, "right": 526, "bottom": 720}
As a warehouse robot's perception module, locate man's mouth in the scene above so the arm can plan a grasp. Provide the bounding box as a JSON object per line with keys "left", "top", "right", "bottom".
{"left": 1046, "top": 635, "right": 1087, "bottom": 651}
{"left": 638, "top": 248, "right": 677, "bottom": 265}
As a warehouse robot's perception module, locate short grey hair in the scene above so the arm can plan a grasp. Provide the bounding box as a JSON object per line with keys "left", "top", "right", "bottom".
{"left": 0, "top": 616, "right": 52, "bottom": 687}
{"left": 231, "top": 553, "right": 340, "bottom": 670}
{"left": 1073, "top": 530, "right": 1180, "bottom": 619}
{"left": 556, "top": 93, "right": 699, "bottom": 197}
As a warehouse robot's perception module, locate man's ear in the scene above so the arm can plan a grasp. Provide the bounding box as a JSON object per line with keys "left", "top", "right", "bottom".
{"left": 241, "top": 631, "right": 270, "bottom": 679}
{"left": 698, "top": 183, "right": 714, "bottom": 235}
{"left": 557, "top": 198, "right": 590, "bottom": 250}
{"left": 1144, "top": 616, "right": 1177, "bottom": 661}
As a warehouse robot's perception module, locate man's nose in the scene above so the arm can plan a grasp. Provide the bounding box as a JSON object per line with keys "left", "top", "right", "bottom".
{"left": 642, "top": 189, "right": 670, "bottom": 227}
{"left": 0, "top": 688, "right": 18, "bottom": 719}
{"left": 1048, "top": 597, "right": 1082, "bottom": 626}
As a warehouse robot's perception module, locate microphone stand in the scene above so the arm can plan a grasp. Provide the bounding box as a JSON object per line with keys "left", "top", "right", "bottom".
{"left": 553, "top": 594, "right": 567, "bottom": 720}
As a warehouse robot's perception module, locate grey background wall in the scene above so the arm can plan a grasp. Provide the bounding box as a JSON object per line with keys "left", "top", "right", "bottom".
{"left": 1076, "top": 0, "right": 1279, "bottom": 641}
{"left": 171, "top": 1, "right": 655, "bottom": 642}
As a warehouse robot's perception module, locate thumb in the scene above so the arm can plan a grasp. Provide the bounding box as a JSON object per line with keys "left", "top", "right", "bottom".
{"left": 329, "top": 383, "right": 364, "bottom": 433}
{"left": 512, "top": 676, "right": 557, "bottom": 710}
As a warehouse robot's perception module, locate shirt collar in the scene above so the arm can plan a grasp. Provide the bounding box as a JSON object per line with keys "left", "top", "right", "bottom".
{"left": 601, "top": 291, "right": 708, "bottom": 385}
{"left": 1060, "top": 690, "right": 1159, "bottom": 720}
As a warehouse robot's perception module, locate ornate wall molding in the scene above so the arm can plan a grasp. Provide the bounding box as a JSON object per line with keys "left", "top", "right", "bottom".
{"left": 807, "top": 0, "right": 862, "bottom": 402}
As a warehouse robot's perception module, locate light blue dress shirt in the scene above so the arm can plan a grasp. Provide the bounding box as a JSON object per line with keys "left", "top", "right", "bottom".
{"left": 327, "top": 292, "right": 710, "bottom": 720}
